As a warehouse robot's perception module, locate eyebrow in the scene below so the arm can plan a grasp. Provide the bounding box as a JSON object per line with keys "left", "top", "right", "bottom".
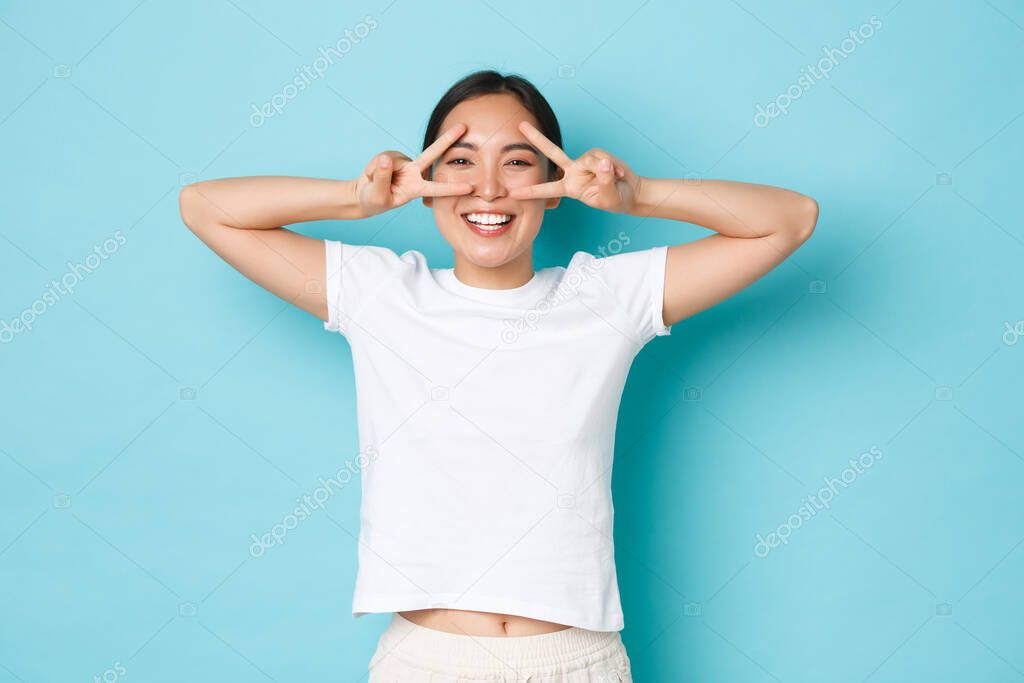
{"left": 447, "top": 141, "right": 540, "bottom": 155}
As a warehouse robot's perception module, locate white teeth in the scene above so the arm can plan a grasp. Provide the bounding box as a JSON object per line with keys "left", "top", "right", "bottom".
{"left": 465, "top": 213, "right": 512, "bottom": 226}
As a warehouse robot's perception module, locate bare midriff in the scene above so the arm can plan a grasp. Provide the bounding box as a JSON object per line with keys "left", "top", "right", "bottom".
{"left": 398, "top": 608, "right": 572, "bottom": 636}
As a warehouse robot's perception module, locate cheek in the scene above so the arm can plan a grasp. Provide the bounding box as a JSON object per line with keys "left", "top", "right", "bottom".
{"left": 505, "top": 169, "right": 546, "bottom": 189}
{"left": 430, "top": 164, "right": 451, "bottom": 183}
{"left": 433, "top": 196, "right": 456, "bottom": 212}
{"left": 432, "top": 166, "right": 545, "bottom": 192}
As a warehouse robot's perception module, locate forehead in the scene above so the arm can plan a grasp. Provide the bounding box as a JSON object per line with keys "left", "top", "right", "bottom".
{"left": 438, "top": 93, "right": 540, "bottom": 146}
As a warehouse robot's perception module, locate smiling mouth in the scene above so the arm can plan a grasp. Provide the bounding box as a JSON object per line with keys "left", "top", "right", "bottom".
{"left": 461, "top": 212, "right": 516, "bottom": 237}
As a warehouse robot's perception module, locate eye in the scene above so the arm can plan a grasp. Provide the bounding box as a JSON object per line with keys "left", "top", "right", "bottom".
{"left": 444, "top": 157, "right": 533, "bottom": 167}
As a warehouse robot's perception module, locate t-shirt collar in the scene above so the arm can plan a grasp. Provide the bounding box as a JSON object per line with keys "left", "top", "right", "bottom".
{"left": 433, "top": 266, "right": 557, "bottom": 307}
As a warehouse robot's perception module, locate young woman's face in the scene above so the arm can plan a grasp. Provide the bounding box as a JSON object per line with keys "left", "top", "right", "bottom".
{"left": 423, "top": 93, "right": 560, "bottom": 270}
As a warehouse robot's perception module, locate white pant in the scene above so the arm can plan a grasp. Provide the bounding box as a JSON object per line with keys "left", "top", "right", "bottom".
{"left": 368, "top": 613, "right": 633, "bottom": 682}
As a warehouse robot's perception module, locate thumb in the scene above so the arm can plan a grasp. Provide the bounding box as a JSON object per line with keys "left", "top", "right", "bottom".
{"left": 368, "top": 156, "right": 394, "bottom": 206}
{"left": 596, "top": 157, "right": 616, "bottom": 187}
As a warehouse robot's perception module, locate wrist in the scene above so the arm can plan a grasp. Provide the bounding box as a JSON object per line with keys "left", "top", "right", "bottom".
{"left": 627, "top": 175, "right": 652, "bottom": 216}
{"left": 337, "top": 178, "right": 366, "bottom": 220}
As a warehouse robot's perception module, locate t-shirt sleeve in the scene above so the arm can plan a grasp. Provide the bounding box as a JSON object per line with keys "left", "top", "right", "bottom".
{"left": 322, "top": 239, "right": 406, "bottom": 336}
{"left": 589, "top": 245, "right": 672, "bottom": 345}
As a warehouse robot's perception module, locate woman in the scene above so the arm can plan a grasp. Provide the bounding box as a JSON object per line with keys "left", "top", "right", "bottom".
{"left": 178, "top": 69, "right": 817, "bottom": 681}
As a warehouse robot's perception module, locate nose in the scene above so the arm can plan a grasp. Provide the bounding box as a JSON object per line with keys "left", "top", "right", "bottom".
{"left": 471, "top": 160, "right": 507, "bottom": 202}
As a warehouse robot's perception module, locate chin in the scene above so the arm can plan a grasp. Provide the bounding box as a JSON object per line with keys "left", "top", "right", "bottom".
{"left": 442, "top": 218, "right": 539, "bottom": 268}
{"left": 460, "top": 241, "right": 519, "bottom": 269}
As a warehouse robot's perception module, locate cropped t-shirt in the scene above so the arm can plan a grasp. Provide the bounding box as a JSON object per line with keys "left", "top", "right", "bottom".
{"left": 322, "top": 238, "right": 672, "bottom": 632}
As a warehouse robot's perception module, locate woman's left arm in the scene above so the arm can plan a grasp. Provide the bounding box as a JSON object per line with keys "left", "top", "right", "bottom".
{"left": 508, "top": 121, "right": 818, "bottom": 327}
{"left": 629, "top": 177, "right": 818, "bottom": 326}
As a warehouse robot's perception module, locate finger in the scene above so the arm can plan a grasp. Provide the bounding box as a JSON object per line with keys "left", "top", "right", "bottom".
{"left": 368, "top": 156, "right": 394, "bottom": 205}
{"left": 579, "top": 154, "right": 608, "bottom": 176}
{"left": 419, "top": 180, "right": 473, "bottom": 197}
{"left": 596, "top": 156, "right": 615, "bottom": 186}
{"left": 595, "top": 153, "right": 625, "bottom": 178}
{"left": 414, "top": 122, "right": 467, "bottom": 171}
{"left": 587, "top": 150, "right": 626, "bottom": 179}
{"left": 363, "top": 154, "right": 383, "bottom": 180}
{"left": 366, "top": 152, "right": 404, "bottom": 176}
{"left": 517, "top": 121, "right": 574, "bottom": 171}
{"left": 508, "top": 180, "right": 565, "bottom": 200}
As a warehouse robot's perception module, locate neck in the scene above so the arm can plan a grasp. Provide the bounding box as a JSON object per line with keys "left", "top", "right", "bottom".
{"left": 453, "top": 250, "right": 535, "bottom": 290}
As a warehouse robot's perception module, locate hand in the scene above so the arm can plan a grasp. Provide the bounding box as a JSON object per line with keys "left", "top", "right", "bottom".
{"left": 508, "top": 121, "right": 642, "bottom": 214}
{"left": 356, "top": 122, "right": 474, "bottom": 218}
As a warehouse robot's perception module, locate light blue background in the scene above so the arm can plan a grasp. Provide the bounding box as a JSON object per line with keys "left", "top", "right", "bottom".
{"left": 2, "top": 1, "right": 1022, "bottom": 681}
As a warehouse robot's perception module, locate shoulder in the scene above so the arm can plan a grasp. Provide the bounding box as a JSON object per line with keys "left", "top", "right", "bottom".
{"left": 322, "top": 241, "right": 432, "bottom": 335}
{"left": 325, "top": 239, "right": 429, "bottom": 273}
{"left": 563, "top": 244, "right": 668, "bottom": 290}
{"left": 559, "top": 243, "right": 672, "bottom": 343}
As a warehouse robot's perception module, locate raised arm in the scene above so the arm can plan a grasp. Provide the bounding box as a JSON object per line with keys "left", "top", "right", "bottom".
{"left": 178, "top": 176, "right": 357, "bottom": 322}
{"left": 630, "top": 178, "right": 818, "bottom": 325}
{"left": 507, "top": 120, "right": 818, "bottom": 328}
{"left": 177, "top": 123, "right": 473, "bottom": 323}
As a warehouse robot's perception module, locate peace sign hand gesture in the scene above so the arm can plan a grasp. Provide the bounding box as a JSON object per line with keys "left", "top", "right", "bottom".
{"left": 356, "top": 122, "right": 474, "bottom": 218}
{"left": 508, "top": 121, "right": 641, "bottom": 214}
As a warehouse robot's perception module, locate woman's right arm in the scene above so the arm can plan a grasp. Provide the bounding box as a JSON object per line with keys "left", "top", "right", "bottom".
{"left": 178, "top": 176, "right": 362, "bottom": 323}
{"left": 178, "top": 123, "right": 473, "bottom": 325}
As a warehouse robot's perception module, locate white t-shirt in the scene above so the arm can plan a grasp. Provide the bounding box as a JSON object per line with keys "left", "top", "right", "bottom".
{"left": 322, "top": 238, "right": 671, "bottom": 632}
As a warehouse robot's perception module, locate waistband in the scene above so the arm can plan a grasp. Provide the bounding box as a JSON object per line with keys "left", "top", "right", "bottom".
{"left": 373, "top": 612, "right": 622, "bottom": 672}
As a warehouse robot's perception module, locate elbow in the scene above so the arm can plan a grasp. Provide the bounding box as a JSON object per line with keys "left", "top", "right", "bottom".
{"left": 791, "top": 194, "right": 818, "bottom": 243}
